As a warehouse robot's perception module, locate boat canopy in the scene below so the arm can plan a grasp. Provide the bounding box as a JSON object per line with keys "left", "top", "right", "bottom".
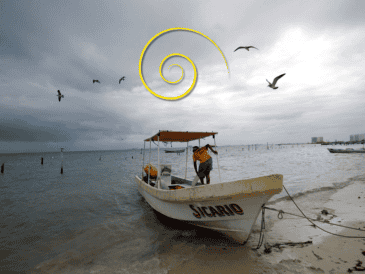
{"left": 144, "top": 131, "right": 218, "bottom": 143}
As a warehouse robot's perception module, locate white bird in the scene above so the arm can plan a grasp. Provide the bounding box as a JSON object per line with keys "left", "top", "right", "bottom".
{"left": 234, "top": 46, "right": 258, "bottom": 52}
{"left": 57, "top": 90, "right": 64, "bottom": 102}
{"left": 266, "top": 73, "right": 286, "bottom": 89}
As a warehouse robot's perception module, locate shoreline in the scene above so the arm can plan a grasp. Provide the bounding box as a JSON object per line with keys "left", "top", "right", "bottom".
{"left": 28, "top": 179, "right": 365, "bottom": 274}
{"left": 167, "top": 180, "right": 365, "bottom": 274}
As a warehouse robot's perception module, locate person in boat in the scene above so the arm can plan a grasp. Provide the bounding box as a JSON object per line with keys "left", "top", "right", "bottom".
{"left": 193, "top": 144, "right": 218, "bottom": 185}
{"left": 143, "top": 163, "right": 158, "bottom": 183}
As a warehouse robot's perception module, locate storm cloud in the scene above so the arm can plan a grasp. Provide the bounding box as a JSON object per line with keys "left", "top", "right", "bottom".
{"left": 1, "top": 0, "right": 365, "bottom": 152}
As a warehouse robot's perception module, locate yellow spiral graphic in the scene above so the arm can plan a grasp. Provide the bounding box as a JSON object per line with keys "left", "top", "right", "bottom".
{"left": 139, "top": 28, "right": 229, "bottom": 100}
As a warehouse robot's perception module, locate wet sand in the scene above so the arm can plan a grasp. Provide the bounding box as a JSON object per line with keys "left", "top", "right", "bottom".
{"left": 30, "top": 180, "right": 365, "bottom": 274}
{"left": 168, "top": 180, "right": 365, "bottom": 274}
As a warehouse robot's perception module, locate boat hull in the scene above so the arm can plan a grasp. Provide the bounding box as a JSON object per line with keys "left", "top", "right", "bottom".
{"left": 165, "top": 149, "right": 185, "bottom": 153}
{"left": 328, "top": 148, "right": 365, "bottom": 153}
{"left": 135, "top": 174, "right": 283, "bottom": 243}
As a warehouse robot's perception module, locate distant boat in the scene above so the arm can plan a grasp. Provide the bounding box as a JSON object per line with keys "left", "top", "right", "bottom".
{"left": 165, "top": 149, "right": 185, "bottom": 153}
{"left": 328, "top": 148, "right": 365, "bottom": 153}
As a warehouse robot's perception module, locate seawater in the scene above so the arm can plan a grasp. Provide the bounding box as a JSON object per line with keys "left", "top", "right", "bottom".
{"left": 1, "top": 144, "right": 364, "bottom": 273}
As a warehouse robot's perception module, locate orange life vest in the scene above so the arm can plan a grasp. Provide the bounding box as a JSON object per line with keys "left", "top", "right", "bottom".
{"left": 193, "top": 147, "right": 211, "bottom": 163}
{"left": 144, "top": 164, "right": 157, "bottom": 177}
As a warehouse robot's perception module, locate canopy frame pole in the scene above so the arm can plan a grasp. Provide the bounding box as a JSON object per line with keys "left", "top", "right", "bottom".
{"left": 185, "top": 141, "right": 188, "bottom": 179}
{"left": 213, "top": 135, "right": 221, "bottom": 183}
{"left": 162, "top": 141, "right": 164, "bottom": 165}
{"left": 148, "top": 140, "right": 151, "bottom": 185}
{"left": 142, "top": 141, "right": 146, "bottom": 179}
{"left": 157, "top": 133, "right": 160, "bottom": 189}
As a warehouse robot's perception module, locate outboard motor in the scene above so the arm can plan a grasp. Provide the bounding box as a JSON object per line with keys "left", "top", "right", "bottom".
{"left": 159, "top": 164, "right": 172, "bottom": 189}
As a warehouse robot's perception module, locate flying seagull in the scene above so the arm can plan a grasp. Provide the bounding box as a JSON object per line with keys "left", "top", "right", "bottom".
{"left": 119, "top": 77, "right": 125, "bottom": 84}
{"left": 57, "top": 90, "right": 64, "bottom": 102}
{"left": 234, "top": 46, "right": 258, "bottom": 52}
{"left": 93, "top": 80, "right": 100, "bottom": 84}
{"left": 266, "top": 73, "right": 286, "bottom": 89}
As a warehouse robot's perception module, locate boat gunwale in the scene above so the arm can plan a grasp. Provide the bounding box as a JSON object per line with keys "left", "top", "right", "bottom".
{"left": 136, "top": 174, "right": 283, "bottom": 203}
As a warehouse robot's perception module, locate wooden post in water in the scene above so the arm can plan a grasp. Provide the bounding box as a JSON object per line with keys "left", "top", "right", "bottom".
{"left": 41, "top": 157, "right": 44, "bottom": 165}
{"left": 1, "top": 163, "right": 4, "bottom": 174}
{"left": 60, "top": 148, "right": 64, "bottom": 174}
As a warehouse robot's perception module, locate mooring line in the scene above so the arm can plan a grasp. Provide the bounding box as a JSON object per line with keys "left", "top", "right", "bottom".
{"left": 264, "top": 185, "right": 365, "bottom": 238}
{"left": 263, "top": 206, "right": 365, "bottom": 232}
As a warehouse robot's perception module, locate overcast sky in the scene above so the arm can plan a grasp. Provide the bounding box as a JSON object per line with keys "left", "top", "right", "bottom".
{"left": 1, "top": 0, "right": 365, "bottom": 153}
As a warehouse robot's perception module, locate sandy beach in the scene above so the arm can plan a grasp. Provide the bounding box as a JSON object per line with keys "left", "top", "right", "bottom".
{"left": 31, "top": 179, "right": 365, "bottom": 274}
{"left": 166, "top": 180, "right": 365, "bottom": 274}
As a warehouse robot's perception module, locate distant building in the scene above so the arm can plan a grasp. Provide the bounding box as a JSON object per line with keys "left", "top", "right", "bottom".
{"left": 349, "top": 134, "right": 365, "bottom": 142}
{"left": 311, "top": 137, "right": 323, "bottom": 143}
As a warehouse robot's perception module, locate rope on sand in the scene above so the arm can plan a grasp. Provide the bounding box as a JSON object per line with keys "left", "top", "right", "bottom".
{"left": 264, "top": 206, "right": 365, "bottom": 232}
{"left": 264, "top": 185, "right": 365, "bottom": 239}
{"left": 252, "top": 205, "right": 269, "bottom": 251}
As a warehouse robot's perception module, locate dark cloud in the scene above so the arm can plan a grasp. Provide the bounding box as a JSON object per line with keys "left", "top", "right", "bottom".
{"left": 0, "top": 104, "right": 133, "bottom": 143}
{"left": 0, "top": 119, "right": 71, "bottom": 142}
{"left": 1, "top": 0, "right": 365, "bottom": 151}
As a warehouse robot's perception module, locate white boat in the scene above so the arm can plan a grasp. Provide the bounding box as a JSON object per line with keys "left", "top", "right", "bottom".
{"left": 328, "top": 148, "right": 365, "bottom": 153}
{"left": 135, "top": 130, "right": 283, "bottom": 244}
